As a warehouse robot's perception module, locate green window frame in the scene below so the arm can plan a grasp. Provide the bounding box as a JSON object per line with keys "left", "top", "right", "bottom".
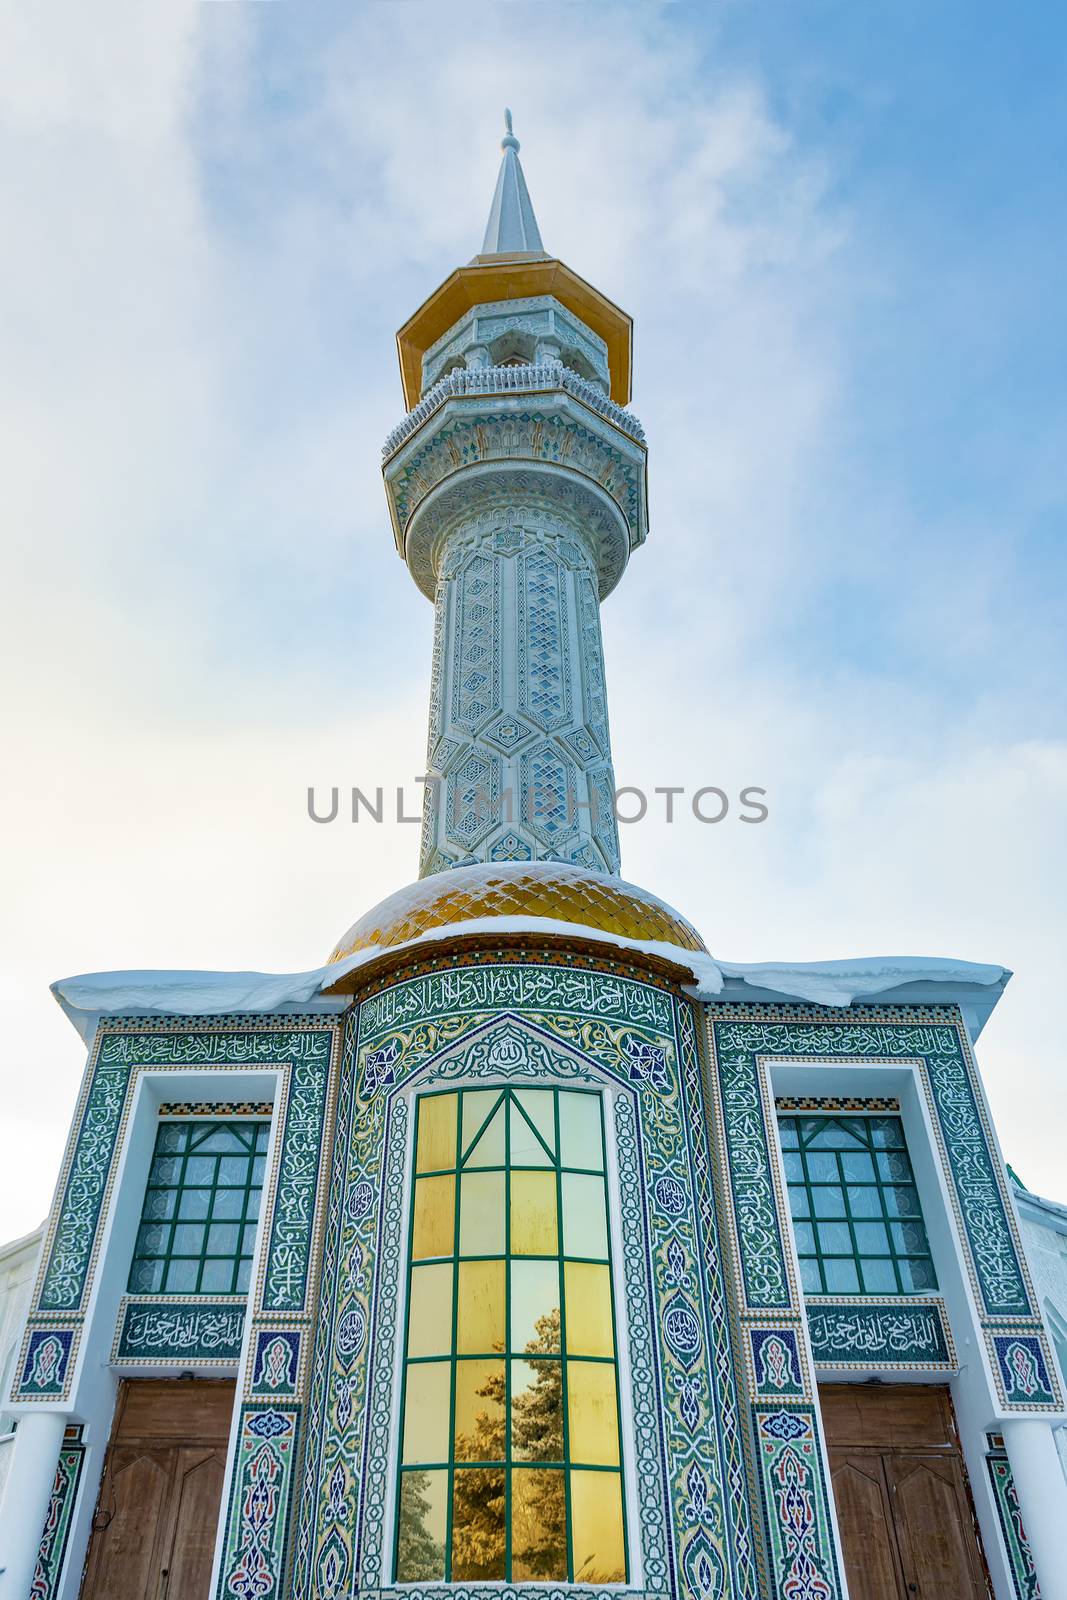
{"left": 395, "top": 1085, "right": 628, "bottom": 1586}
{"left": 778, "top": 1114, "right": 938, "bottom": 1296}
{"left": 128, "top": 1118, "right": 270, "bottom": 1296}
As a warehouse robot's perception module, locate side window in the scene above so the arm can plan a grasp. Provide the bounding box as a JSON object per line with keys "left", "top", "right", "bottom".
{"left": 778, "top": 1115, "right": 937, "bottom": 1296}
{"left": 128, "top": 1119, "right": 269, "bottom": 1295}
{"left": 395, "top": 1086, "right": 627, "bottom": 1585}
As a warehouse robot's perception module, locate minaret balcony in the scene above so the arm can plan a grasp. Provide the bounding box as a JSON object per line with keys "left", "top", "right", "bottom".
{"left": 382, "top": 361, "right": 648, "bottom": 601}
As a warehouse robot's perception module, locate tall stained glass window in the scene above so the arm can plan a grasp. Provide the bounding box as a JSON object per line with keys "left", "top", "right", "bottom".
{"left": 128, "top": 1119, "right": 269, "bottom": 1295}
{"left": 778, "top": 1114, "right": 938, "bottom": 1296}
{"left": 395, "top": 1086, "right": 627, "bottom": 1585}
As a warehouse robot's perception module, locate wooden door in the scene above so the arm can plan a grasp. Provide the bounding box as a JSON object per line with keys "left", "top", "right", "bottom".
{"left": 81, "top": 1380, "right": 234, "bottom": 1600}
{"left": 820, "top": 1384, "right": 989, "bottom": 1600}
{"left": 887, "top": 1453, "right": 988, "bottom": 1598}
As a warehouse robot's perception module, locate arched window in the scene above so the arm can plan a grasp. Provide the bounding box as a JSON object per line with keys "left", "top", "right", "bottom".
{"left": 395, "top": 1085, "right": 627, "bottom": 1585}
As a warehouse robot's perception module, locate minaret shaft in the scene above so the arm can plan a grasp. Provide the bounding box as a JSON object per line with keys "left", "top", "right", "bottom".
{"left": 420, "top": 505, "right": 620, "bottom": 876}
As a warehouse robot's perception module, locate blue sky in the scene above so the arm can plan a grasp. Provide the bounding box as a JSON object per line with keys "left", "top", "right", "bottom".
{"left": 1, "top": 1, "right": 1065, "bottom": 1236}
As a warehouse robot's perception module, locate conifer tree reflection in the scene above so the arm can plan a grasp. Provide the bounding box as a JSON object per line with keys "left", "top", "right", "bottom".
{"left": 452, "top": 1309, "right": 566, "bottom": 1579}
{"left": 396, "top": 1470, "right": 445, "bottom": 1582}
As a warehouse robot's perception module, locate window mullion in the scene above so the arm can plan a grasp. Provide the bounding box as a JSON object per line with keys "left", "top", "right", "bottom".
{"left": 554, "top": 1088, "right": 575, "bottom": 1584}
{"left": 444, "top": 1092, "right": 462, "bottom": 1583}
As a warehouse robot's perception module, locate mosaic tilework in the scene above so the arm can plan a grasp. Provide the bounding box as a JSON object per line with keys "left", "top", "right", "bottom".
{"left": 292, "top": 958, "right": 759, "bottom": 1600}
{"left": 112, "top": 1297, "right": 246, "bottom": 1364}
{"left": 804, "top": 1298, "right": 954, "bottom": 1369}
{"left": 773, "top": 1096, "right": 899, "bottom": 1113}
{"left": 389, "top": 410, "right": 642, "bottom": 533}
{"left": 419, "top": 512, "right": 622, "bottom": 876}
{"left": 215, "top": 1406, "right": 301, "bottom": 1600}
{"left": 15, "top": 1018, "right": 337, "bottom": 1443}
{"left": 747, "top": 1328, "right": 806, "bottom": 1399}
{"left": 704, "top": 1002, "right": 1063, "bottom": 1592}
{"left": 986, "top": 1450, "right": 1040, "bottom": 1600}
{"left": 18, "top": 1328, "right": 76, "bottom": 1397}
{"left": 712, "top": 1011, "right": 1033, "bottom": 1319}
{"left": 159, "top": 1102, "right": 274, "bottom": 1117}
{"left": 753, "top": 1409, "right": 840, "bottom": 1600}
{"left": 989, "top": 1330, "right": 1059, "bottom": 1409}
{"left": 30, "top": 1433, "right": 85, "bottom": 1600}
{"left": 249, "top": 1329, "right": 303, "bottom": 1399}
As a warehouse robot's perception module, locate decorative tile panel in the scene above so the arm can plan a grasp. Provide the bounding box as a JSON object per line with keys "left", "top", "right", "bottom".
{"left": 30, "top": 1433, "right": 85, "bottom": 1600}
{"left": 113, "top": 1297, "right": 246, "bottom": 1365}
{"left": 292, "top": 957, "right": 760, "bottom": 1600}
{"left": 18, "top": 1328, "right": 76, "bottom": 1397}
{"left": 216, "top": 1405, "right": 301, "bottom": 1600}
{"left": 754, "top": 1408, "right": 840, "bottom": 1600}
{"left": 988, "top": 1329, "right": 1059, "bottom": 1410}
{"left": 986, "top": 1450, "right": 1040, "bottom": 1600}
{"left": 417, "top": 512, "right": 622, "bottom": 875}
{"left": 708, "top": 1010, "right": 1036, "bottom": 1323}
{"left": 804, "top": 1298, "right": 954, "bottom": 1369}
{"left": 249, "top": 1329, "right": 303, "bottom": 1398}
{"left": 747, "top": 1328, "right": 807, "bottom": 1399}
{"left": 15, "top": 1017, "right": 336, "bottom": 1442}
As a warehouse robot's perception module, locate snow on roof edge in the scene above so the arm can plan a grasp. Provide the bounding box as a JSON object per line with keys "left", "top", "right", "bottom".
{"left": 51, "top": 917, "right": 1010, "bottom": 1045}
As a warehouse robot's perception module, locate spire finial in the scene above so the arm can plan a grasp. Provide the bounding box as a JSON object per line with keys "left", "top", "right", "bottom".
{"left": 480, "top": 108, "right": 544, "bottom": 256}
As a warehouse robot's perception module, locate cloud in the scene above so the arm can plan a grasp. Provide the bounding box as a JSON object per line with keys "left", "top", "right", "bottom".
{"left": 0, "top": 1, "right": 1063, "bottom": 1238}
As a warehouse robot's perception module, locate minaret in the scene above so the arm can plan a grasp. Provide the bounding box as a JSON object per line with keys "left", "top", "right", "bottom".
{"left": 383, "top": 114, "right": 648, "bottom": 879}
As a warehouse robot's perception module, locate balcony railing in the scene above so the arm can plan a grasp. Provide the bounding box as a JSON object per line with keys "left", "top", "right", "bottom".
{"left": 382, "top": 361, "right": 646, "bottom": 459}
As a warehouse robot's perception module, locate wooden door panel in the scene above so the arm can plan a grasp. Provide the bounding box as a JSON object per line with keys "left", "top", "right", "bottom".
{"left": 164, "top": 1447, "right": 228, "bottom": 1600}
{"left": 829, "top": 1452, "right": 904, "bottom": 1600}
{"left": 81, "top": 1381, "right": 235, "bottom": 1600}
{"left": 119, "top": 1379, "right": 235, "bottom": 1442}
{"left": 81, "top": 1448, "right": 173, "bottom": 1600}
{"left": 888, "top": 1454, "right": 986, "bottom": 1599}
{"left": 819, "top": 1384, "right": 954, "bottom": 1450}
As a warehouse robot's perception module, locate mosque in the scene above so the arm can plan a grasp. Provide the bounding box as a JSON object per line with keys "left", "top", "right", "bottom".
{"left": 0, "top": 117, "right": 1064, "bottom": 1600}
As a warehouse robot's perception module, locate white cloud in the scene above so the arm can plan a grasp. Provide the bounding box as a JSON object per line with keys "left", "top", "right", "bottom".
{"left": 0, "top": 2, "right": 1063, "bottom": 1240}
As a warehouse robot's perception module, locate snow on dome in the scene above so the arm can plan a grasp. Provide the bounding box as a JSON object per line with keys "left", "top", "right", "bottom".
{"left": 327, "top": 859, "right": 707, "bottom": 964}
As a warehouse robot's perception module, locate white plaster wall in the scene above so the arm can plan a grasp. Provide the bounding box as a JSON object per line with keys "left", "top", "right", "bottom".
{"left": 1016, "top": 1200, "right": 1067, "bottom": 1479}
{"left": 0, "top": 1225, "right": 45, "bottom": 1503}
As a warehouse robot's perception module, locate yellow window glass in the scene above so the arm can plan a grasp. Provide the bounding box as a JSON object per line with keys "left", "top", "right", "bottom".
{"left": 567, "top": 1359, "right": 620, "bottom": 1465}
{"left": 397, "top": 1087, "right": 626, "bottom": 1583}
{"left": 459, "top": 1171, "right": 505, "bottom": 1256}
{"left": 402, "top": 1362, "right": 450, "bottom": 1463}
{"left": 559, "top": 1093, "right": 603, "bottom": 1170}
{"left": 563, "top": 1261, "right": 615, "bottom": 1357}
{"left": 456, "top": 1258, "right": 505, "bottom": 1354}
{"left": 562, "top": 1172, "right": 609, "bottom": 1259}
{"left": 571, "top": 1468, "right": 626, "bottom": 1582}
{"left": 396, "top": 1469, "right": 447, "bottom": 1582}
{"left": 462, "top": 1091, "right": 505, "bottom": 1166}
{"left": 511, "top": 1259, "right": 561, "bottom": 1353}
{"left": 510, "top": 1170, "right": 558, "bottom": 1256}
{"left": 453, "top": 1359, "right": 504, "bottom": 1459}
{"left": 411, "top": 1174, "right": 454, "bottom": 1260}
{"left": 515, "top": 1089, "right": 556, "bottom": 1157}
{"left": 416, "top": 1093, "right": 457, "bottom": 1173}
{"left": 511, "top": 1358, "right": 564, "bottom": 1461}
{"left": 512, "top": 1468, "right": 567, "bottom": 1580}
{"left": 451, "top": 1468, "right": 505, "bottom": 1580}
{"left": 511, "top": 1098, "right": 553, "bottom": 1166}
{"left": 407, "top": 1263, "right": 453, "bottom": 1357}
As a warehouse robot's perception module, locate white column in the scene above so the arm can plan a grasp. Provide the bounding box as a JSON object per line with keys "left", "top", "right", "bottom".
{"left": 1002, "top": 1418, "right": 1067, "bottom": 1600}
{"left": 0, "top": 1411, "right": 67, "bottom": 1598}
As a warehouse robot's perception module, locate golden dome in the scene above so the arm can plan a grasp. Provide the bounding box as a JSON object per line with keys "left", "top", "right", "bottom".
{"left": 327, "top": 860, "right": 706, "bottom": 966}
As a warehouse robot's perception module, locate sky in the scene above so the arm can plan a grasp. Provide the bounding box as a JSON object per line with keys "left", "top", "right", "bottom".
{"left": 1, "top": 0, "right": 1065, "bottom": 1239}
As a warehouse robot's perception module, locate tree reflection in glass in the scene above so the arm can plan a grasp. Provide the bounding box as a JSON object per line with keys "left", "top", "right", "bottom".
{"left": 397, "top": 1087, "right": 626, "bottom": 1583}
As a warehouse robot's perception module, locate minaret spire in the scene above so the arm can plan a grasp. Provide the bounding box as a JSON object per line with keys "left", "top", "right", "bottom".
{"left": 480, "top": 109, "right": 545, "bottom": 256}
